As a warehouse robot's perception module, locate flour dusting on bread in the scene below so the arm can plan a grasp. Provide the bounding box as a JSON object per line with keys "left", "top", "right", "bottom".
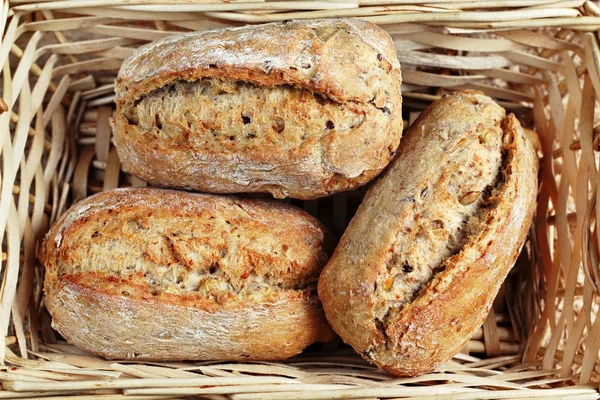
{"left": 318, "top": 91, "right": 538, "bottom": 376}
{"left": 41, "top": 188, "right": 334, "bottom": 361}
{"left": 112, "top": 19, "right": 403, "bottom": 199}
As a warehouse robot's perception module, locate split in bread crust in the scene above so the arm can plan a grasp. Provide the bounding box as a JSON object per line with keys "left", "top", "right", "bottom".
{"left": 112, "top": 19, "right": 403, "bottom": 199}
{"left": 318, "top": 91, "right": 538, "bottom": 376}
{"left": 40, "top": 188, "right": 334, "bottom": 361}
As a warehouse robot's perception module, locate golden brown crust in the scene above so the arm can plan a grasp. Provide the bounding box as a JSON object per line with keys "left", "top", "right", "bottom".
{"left": 317, "top": 91, "right": 538, "bottom": 376}
{"left": 45, "top": 274, "right": 328, "bottom": 361}
{"left": 115, "top": 19, "right": 398, "bottom": 107}
{"left": 40, "top": 188, "right": 334, "bottom": 361}
{"left": 112, "top": 19, "right": 402, "bottom": 199}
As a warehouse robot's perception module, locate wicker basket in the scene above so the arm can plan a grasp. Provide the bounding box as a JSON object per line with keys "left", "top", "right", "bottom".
{"left": 1, "top": 1, "right": 600, "bottom": 398}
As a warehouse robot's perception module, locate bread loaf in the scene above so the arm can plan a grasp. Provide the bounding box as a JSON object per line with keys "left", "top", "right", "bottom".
{"left": 112, "top": 18, "right": 402, "bottom": 200}
{"left": 40, "top": 188, "right": 334, "bottom": 361}
{"left": 318, "top": 91, "right": 538, "bottom": 376}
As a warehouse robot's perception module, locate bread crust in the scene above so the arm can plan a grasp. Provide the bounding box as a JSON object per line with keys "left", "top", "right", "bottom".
{"left": 112, "top": 18, "right": 402, "bottom": 199}
{"left": 40, "top": 188, "right": 334, "bottom": 361}
{"left": 317, "top": 91, "right": 538, "bottom": 376}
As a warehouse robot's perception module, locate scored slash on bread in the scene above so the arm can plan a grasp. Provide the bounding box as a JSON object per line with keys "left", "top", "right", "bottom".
{"left": 40, "top": 188, "right": 334, "bottom": 361}
{"left": 112, "top": 18, "right": 403, "bottom": 200}
{"left": 318, "top": 91, "right": 538, "bottom": 376}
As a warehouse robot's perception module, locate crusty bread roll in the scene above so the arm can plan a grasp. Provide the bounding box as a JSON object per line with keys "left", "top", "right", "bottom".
{"left": 318, "top": 91, "right": 538, "bottom": 376}
{"left": 112, "top": 18, "right": 402, "bottom": 200}
{"left": 40, "top": 188, "right": 334, "bottom": 361}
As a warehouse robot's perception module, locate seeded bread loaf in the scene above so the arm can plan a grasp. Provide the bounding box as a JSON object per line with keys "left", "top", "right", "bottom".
{"left": 40, "top": 188, "right": 334, "bottom": 361}
{"left": 318, "top": 91, "right": 538, "bottom": 376}
{"left": 112, "top": 18, "right": 403, "bottom": 200}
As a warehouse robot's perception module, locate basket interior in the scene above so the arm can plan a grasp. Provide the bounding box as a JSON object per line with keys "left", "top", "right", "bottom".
{"left": 2, "top": 2, "right": 600, "bottom": 398}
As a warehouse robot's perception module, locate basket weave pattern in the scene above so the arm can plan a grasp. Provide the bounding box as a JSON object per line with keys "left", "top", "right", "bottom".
{"left": 1, "top": 1, "right": 600, "bottom": 398}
